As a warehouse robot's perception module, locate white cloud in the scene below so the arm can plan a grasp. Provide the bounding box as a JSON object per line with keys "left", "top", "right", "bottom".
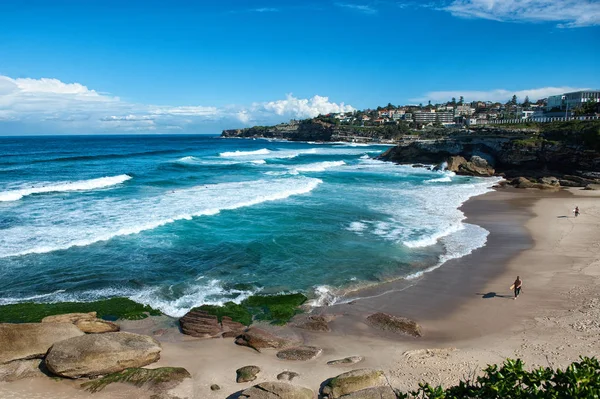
{"left": 411, "top": 86, "right": 589, "bottom": 103}
{"left": 252, "top": 7, "right": 279, "bottom": 13}
{"left": 335, "top": 3, "right": 378, "bottom": 14}
{"left": 443, "top": 0, "right": 600, "bottom": 28}
{"left": 0, "top": 75, "right": 354, "bottom": 134}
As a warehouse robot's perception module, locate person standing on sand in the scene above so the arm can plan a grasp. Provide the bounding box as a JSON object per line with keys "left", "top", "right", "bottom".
{"left": 513, "top": 276, "right": 522, "bottom": 299}
{"left": 574, "top": 206, "right": 580, "bottom": 217}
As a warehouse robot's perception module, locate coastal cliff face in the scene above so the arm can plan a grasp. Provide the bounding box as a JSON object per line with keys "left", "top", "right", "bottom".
{"left": 378, "top": 135, "right": 600, "bottom": 186}
{"left": 222, "top": 120, "right": 334, "bottom": 141}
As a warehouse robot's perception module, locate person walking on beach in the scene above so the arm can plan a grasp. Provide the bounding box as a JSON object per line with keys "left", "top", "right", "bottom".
{"left": 512, "top": 276, "right": 522, "bottom": 299}
{"left": 574, "top": 206, "right": 580, "bottom": 217}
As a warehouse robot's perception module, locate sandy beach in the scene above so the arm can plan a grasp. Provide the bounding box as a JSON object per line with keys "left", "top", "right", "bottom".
{"left": 1, "top": 186, "right": 599, "bottom": 398}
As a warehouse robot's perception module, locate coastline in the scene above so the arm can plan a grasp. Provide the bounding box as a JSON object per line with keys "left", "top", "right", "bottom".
{"left": 1, "top": 186, "right": 599, "bottom": 398}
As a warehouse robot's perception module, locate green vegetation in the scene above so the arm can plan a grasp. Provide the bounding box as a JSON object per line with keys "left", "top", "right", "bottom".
{"left": 541, "top": 120, "right": 600, "bottom": 151}
{"left": 397, "top": 357, "right": 600, "bottom": 399}
{"left": 82, "top": 367, "right": 190, "bottom": 393}
{"left": 0, "top": 297, "right": 161, "bottom": 323}
{"left": 197, "top": 293, "right": 307, "bottom": 326}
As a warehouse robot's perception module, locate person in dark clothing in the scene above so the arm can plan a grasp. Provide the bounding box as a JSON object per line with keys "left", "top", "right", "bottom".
{"left": 513, "top": 276, "right": 522, "bottom": 299}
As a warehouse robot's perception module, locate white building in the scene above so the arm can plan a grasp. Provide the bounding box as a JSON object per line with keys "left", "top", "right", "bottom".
{"left": 454, "top": 104, "right": 475, "bottom": 117}
{"left": 547, "top": 90, "right": 600, "bottom": 111}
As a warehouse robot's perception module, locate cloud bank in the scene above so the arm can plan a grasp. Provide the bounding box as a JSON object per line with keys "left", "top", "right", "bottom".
{"left": 411, "top": 86, "right": 589, "bottom": 103}
{"left": 443, "top": 0, "right": 600, "bottom": 28}
{"left": 0, "top": 75, "right": 354, "bottom": 135}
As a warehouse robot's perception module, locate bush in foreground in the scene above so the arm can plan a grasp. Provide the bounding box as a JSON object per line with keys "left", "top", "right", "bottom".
{"left": 398, "top": 357, "right": 599, "bottom": 399}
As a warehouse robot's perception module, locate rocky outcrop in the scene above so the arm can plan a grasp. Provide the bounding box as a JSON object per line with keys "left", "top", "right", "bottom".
{"left": 277, "top": 371, "right": 299, "bottom": 381}
{"left": 0, "top": 323, "right": 84, "bottom": 364}
{"left": 293, "top": 315, "right": 331, "bottom": 332}
{"left": 45, "top": 332, "right": 161, "bottom": 378}
{"left": 42, "top": 312, "right": 120, "bottom": 334}
{"left": 81, "top": 367, "right": 191, "bottom": 395}
{"left": 276, "top": 345, "right": 323, "bottom": 361}
{"left": 235, "top": 327, "right": 301, "bottom": 352}
{"left": 179, "top": 310, "right": 245, "bottom": 338}
{"left": 0, "top": 359, "right": 46, "bottom": 382}
{"left": 236, "top": 365, "right": 261, "bottom": 383}
{"left": 445, "top": 155, "right": 495, "bottom": 176}
{"left": 511, "top": 177, "right": 558, "bottom": 190}
{"left": 337, "top": 386, "right": 398, "bottom": 398}
{"left": 327, "top": 356, "right": 364, "bottom": 366}
{"left": 239, "top": 381, "right": 314, "bottom": 399}
{"left": 365, "top": 313, "right": 422, "bottom": 337}
{"left": 321, "top": 369, "right": 388, "bottom": 399}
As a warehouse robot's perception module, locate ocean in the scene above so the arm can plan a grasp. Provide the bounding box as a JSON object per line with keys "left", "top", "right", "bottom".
{"left": 0, "top": 135, "right": 499, "bottom": 316}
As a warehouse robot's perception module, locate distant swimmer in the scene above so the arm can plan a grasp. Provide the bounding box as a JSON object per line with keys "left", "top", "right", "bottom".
{"left": 510, "top": 276, "right": 522, "bottom": 299}
{"left": 574, "top": 206, "right": 580, "bottom": 217}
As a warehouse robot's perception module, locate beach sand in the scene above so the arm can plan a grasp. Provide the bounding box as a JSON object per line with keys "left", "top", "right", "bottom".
{"left": 1, "top": 187, "right": 599, "bottom": 398}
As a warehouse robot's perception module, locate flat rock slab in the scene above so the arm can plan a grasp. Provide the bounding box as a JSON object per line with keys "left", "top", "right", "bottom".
{"left": 338, "top": 386, "right": 397, "bottom": 399}
{"left": 42, "top": 312, "right": 120, "bottom": 334}
{"left": 45, "top": 331, "right": 162, "bottom": 378}
{"left": 0, "top": 359, "right": 47, "bottom": 382}
{"left": 365, "top": 312, "right": 422, "bottom": 337}
{"left": 0, "top": 323, "right": 84, "bottom": 364}
{"left": 276, "top": 345, "right": 322, "bottom": 361}
{"left": 321, "top": 369, "right": 387, "bottom": 399}
{"left": 81, "top": 367, "right": 191, "bottom": 394}
{"left": 239, "top": 381, "right": 314, "bottom": 399}
{"left": 327, "top": 356, "right": 364, "bottom": 366}
{"left": 237, "top": 365, "right": 261, "bottom": 383}
{"left": 277, "top": 371, "right": 299, "bottom": 381}
{"left": 179, "top": 310, "right": 246, "bottom": 338}
{"left": 235, "top": 327, "right": 301, "bottom": 352}
{"left": 294, "top": 315, "right": 331, "bottom": 332}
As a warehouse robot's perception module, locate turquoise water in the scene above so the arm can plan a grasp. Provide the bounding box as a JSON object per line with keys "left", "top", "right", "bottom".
{"left": 0, "top": 135, "right": 498, "bottom": 316}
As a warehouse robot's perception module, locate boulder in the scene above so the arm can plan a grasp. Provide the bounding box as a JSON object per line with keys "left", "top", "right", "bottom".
{"left": 585, "top": 184, "right": 600, "bottom": 190}
{"left": 446, "top": 155, "right": 494, "bottom": 177}
{"left": 211, "top": 384, "right": 221, "bottom": 391}
{"left": 42, "top": 312, "right": 120, "bottom": 334}
{"left": 179, "top": 310, "right": 245, "bottom": 338}
{"left": 338, "top": 386, "right": 397, "bottom": 398}
{"left": 239, "top": 381, "right": 314, "bottom": 399}
{"left": 540, "top": 176, "right": 560, "bottom": 187}
{"left": 327, "top": 356, "right": 364, "bottom": 366}
{"left": 365, "top": 313, "right": 422, "bottom": 337}
{"left": 321, "top": 369, "right": 387, "bottom": 399}
{"left": 0, "top": 359, "right": 46, "bottom": 382}
{"left": 45, "top": 332, "right": 161, "bottom": 378}
{"left": 0, "top": 323, "right": 84, "bottom": 364}
{"left": 235, "top": 327, "right": 300, "bottom": 352}
{"left": 81, "top": 367, "right": 191, "bottom": 396}
{"left": 236, "top": 365, "right": 261, "bottom": 383}
{"left": 294, "top": 315, "right": 330, "bottom": 332}
{"left": 277, "top": 371, "right": 299, "bottom": 381}
{"left": 276, "top": 345, "right": 322, "bottom": 361}
{"left": 511, "top": 177, "right": 558, "bottom": 190}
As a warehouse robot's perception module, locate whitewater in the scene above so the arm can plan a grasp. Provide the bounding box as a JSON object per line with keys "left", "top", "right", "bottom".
{"left": 0, "top": 135, "right": 499, "bottom": 317}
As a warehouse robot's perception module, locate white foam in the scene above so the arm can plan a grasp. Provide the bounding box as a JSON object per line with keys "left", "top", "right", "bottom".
{"left": 347, "top": 221, "right": 368, "bottom": 234}
{"left": 0, "top": 175, "right": 132, "bottom": 202}
{"left": 219, "top": 148, "right": 270, "bottom": 157}
{"left": 0, "top": 177, "right": 322, "bottom": 258}
{"left": 425, "top": 176, "right": 452, "bottom": 183}
{"left": 294, "top": 161, "right": 346, "bottom": 173}
{"left": 307, "top": 285, "right": 338, "bottom": 307}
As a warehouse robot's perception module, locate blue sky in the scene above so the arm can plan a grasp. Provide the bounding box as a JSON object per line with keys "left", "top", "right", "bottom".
{"left": 0, "top": 0, "right": 599, "bottom": 134}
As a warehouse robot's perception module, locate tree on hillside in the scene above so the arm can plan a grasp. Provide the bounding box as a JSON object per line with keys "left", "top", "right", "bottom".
{"left": 428, "top": 100, "right": 431, "bottom": 106}
{"left": 387, "top": 103, "right": 396, "bottom": 110}
{"left": 511, "top": 94, "right": 518, "bottom": 105}
{"left": 458, "top": 96, "right": 464, "bottom": 105}
{"left": 451, "top": 97, "right": 456, "bottom": 105}
{"left": 523, "top": 96, "right": 531, "bottom": 108}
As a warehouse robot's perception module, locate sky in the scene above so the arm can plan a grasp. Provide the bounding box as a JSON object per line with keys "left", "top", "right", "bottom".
{"left": 0, "top": 0, "right": 599, "bottom": 135}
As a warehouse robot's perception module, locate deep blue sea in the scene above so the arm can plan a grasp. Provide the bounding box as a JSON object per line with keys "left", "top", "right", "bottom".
{"left": 0, "top": 135, "right": 499, "bottom": 316}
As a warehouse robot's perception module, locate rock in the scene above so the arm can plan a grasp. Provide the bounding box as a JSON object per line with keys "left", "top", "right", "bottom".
{"left": 0, "top": 323, "right": 84, "bottom": 364}
{"left": 235, "top": 327, "right": 300, "bottom": 352}
{"left": 179, "top": 310, "right": 221, "bottom": 338}
{"left": 338, "top": 386, "right": 397, "bottom": 398}
{"left": 276, "top": 345, "right": 322, "bottom": 361}
{"left": 0, "top": 359, "right": 47, "bottom": 382}
{"left": 45, "top": 332, "right": 161, "bottom": 378}
{"left": 42, "top": 312, "right": 120, "bottom": 334}
{"left": 277, "top": 371, "right": 299, "bottom": 381}
{"left": 321, "top": 369, "right": 388, "bottom": 399}
{"left": 211, "top": 384, "right": 221, "bottom": 391}
{"left": 294, "top": 315, "right": 330, "bottom": 332}
{"left": 511, "top": 177, "right": 557, "bottom": 190}
{"left": 365, "top": 313, "right": 422, "bottom": 337}
{"left": 327, "top": 356, "right": 364, "bottom": 366}
{"left": 239, "top": 381, "right": 314, "bottom": 399}
{"left": 445, "top": 155, "right": 495, "bottom": 176}
{"left": 236, "top": 365, "right": 261, "bottom": 383}
{"left": 179, "top": 310, "right": 246, "bottom": 338}
{"left": 585, "top": 184, "right": 600, "bottom": 190}
{"left": 81, "top": 367, "right": 191, "bottom": 395}
{"left": 540, "top": 176, "right": 560, "bottom": 186}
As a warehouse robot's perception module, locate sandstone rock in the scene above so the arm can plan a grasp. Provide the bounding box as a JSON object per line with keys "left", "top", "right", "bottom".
{"left": 45, "top": 332, "right": 161, "bottom": 378}
{"left": 276, "top": 371, "right": 299, "bottom": 381}
{"left": 445, "top": 155, "right": 494, "bottom": 177}
{"left": 179, "top": 310, "right": 246, "bottom": 338}
{"left": 211, "top": 384, "right": 221, "bottom": 391}
{"left": 365, "top": 313, "right": 422, "bottom": 337}
{"left": 585, "top": 184, "right": 600, "bottom": 190}
{"left": 81, "top": 367, "right": 191, "bottom": 395}
{"left": 0, "top": 323, "right": 84, "bottom": 364}
{"left": 236, "top": 365, "right": 261, "bottom": 383}
{"left": 294, "top": 315, "right": 330, "bottom": 332}
{"left": 239, "top": 381, "right": 314, "bottom": 399}
{"left": 42, "top": 312, "right": 120, "bottom": 334}
{"left": 338, "top": 386, "right": 397, "bottom": 398}
{"left": 0, "top": 359, "right": 47, "bottom": 382}
{"left": 235, "top": 327, "right": 300, "bottom": 352}
{"left": 276, "top": 345, "right": 322, "bottom": 361}
{"left": 327, "top": 356, "right": 364, "bottom": 366}
{"left": 321, "top": 369, "right": 387, "bottom": 399}
{"left": 512, "top": 177, "right": 557, "bottom": 190}
{"left": 540, "top": 176, "right": 560, "bottom": 186}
